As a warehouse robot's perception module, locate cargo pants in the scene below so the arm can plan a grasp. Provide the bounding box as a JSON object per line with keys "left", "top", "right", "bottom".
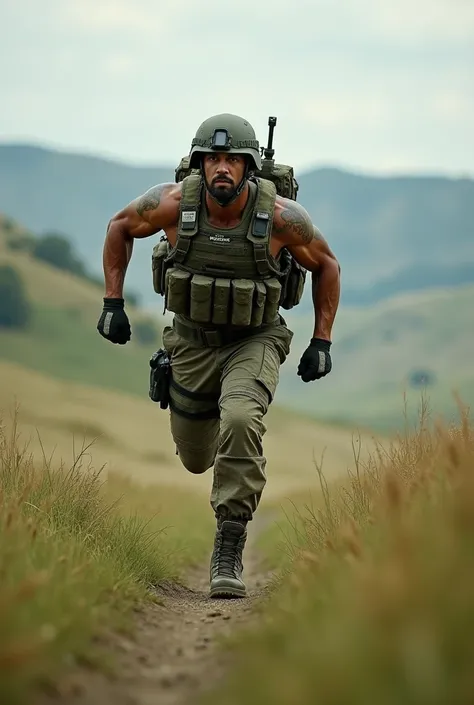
{"left": 162, "top": 316, "right": 293, "bottom": 522}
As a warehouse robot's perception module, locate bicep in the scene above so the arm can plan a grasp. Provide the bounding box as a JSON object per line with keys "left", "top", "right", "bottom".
{"left": 287, "top": 227, "right": 339, "bottom": 272}
{"left": 111, "top": 183, "right": 176, "bottom": 239}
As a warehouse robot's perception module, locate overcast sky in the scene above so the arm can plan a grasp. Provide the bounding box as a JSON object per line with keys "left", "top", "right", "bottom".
{"left": 1, "top": 0, "right": 473, "bottom": 175}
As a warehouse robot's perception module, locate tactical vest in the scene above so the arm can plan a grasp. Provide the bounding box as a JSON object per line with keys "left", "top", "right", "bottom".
{"left": 152, "top": 174, "right": 305, "bottom": 328}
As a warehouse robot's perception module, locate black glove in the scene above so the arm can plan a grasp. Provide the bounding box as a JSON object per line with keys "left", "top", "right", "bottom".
{"left": 297, "top": 338, "right": 332, "bottom": 382}
{"left": 97, "top": 298, "right": 131, "bottom": 345}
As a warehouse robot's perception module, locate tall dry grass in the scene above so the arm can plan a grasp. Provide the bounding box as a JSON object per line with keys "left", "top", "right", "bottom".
{"left": 0, "top": 410, "right": 213, "bottom": 704}
{"left": 211, "top": 398, "right": 474, "bottom": 705}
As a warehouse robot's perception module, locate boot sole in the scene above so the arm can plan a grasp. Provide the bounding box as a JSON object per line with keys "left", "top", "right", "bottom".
{"left": 209, "top": 586, "right": 247, "bottom": 599}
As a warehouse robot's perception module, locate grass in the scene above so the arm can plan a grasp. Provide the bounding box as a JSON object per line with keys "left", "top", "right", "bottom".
{"left": 103, "top": 473, "right": 215, "bottom": 574}
{"left": 0, "top": 409, "right": 214, "bottom": 705}
{"left": 0, "top": 305, "right": 150, "bottom": 397}
{"left": 209, "top": 396, "right": 474, "bottom": 705}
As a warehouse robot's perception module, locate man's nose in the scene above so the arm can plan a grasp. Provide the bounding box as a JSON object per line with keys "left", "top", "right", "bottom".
{"left": 216, "top": 159, "right": 229, "bottom": 173}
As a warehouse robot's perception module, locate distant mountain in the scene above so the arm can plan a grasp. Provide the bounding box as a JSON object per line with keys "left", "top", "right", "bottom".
{"left": 0, "top": 144, "right": 173, "bottom": 305}
{"left": 340, "top": 261, "right": 474, "bottom": 306}
{"left": 1, "top": 144, "right": 473, "bottom": 307}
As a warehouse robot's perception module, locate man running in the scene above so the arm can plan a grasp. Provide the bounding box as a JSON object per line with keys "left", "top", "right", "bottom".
{"left": 97, "top": 113, "right": 340, "bottom": 598}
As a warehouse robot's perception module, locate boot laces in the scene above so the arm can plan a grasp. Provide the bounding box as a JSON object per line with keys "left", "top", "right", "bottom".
{"left": 215, "top": 533, "right": 243, "bottom": 577}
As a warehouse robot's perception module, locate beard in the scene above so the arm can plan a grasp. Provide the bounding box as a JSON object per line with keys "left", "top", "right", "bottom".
{"left": 205, "top": 176, "right": 239, "bottom": 206}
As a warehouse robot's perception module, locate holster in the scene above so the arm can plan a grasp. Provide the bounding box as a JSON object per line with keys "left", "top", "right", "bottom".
{"left": 149, "top": 349, "right": 171, "bottom": 409}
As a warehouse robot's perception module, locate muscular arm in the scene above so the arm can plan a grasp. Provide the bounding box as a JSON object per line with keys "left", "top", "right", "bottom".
{"left": 274, "top": 200, "right": 341, "bottom": 341}
{"left": 103, "top": 183, "right": 178, "bottom": 298}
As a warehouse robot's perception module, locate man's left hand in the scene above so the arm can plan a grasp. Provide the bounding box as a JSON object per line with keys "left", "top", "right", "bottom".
{"left": 97, "top": 298, "right": 131, "bottom": 344}
{"left": 297, "top": 338, "right": 332, "bottom": 382}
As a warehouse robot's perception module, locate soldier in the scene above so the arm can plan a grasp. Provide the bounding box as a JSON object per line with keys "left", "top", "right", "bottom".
{"left": 97, "top": 114, "right": 340, "bottom": 599}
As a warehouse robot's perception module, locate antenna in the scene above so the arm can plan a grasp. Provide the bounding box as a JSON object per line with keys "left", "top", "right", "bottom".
{"left": 262, "top": 116, "right": 277, "bottom": 161}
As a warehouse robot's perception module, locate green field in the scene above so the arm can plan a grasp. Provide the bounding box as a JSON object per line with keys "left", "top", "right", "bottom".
{"left": 0, "top": 410, "right": 215, "bottom": 705}
{"left": 281, "top": 283, "right": 474, "bottom": 431}
{"left": 0, "top": 219, "right": 160, "bottom": 398}
{"left": 0, "top": 221, "right": 217, "bottom": 703}
{"left": 209, "top": 406, "right": 474, "bottom": 705}
{"left": 0, "top": 304, "right": 152, "bottom": 397}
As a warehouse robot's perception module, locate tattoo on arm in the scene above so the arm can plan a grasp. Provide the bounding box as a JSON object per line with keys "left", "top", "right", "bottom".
{"left": 136, "top": 185, "right": 166, "bottom": 216}
{"left": 277, "top": 203, "right": 315, "bottom": 244}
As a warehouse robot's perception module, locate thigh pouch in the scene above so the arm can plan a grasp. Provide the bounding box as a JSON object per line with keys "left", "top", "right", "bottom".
{"left": 169, "top": 378, "right": 220, "bottom": 420}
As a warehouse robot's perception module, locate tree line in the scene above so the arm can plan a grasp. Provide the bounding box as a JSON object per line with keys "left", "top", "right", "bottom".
{"left": 0, "top": 218, "right": 158, "bottom": 344}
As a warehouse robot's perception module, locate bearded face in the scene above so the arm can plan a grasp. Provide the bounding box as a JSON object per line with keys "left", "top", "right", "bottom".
{"left": 202, "top": 153, "right": 248, "bottom": 206}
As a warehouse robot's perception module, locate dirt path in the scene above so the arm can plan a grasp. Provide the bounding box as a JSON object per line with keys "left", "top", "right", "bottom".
{"left": 39, "top": 520, "right": 275, "bottom": 705}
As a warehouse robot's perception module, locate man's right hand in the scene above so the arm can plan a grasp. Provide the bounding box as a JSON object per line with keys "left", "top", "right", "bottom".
{"left": 97, "top": 298, "right": 131, "bottom": 344}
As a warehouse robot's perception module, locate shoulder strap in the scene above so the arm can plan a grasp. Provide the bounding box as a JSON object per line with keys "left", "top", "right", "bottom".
{"left": 178, "top": 174, "right": 202, "bottom": 236}
{"left": 174, "top": 174, "right": 202, "bottom": 263}
{"left": 247, "top": 177, "right": 277, "bottom": 242}
{"left": 247, "top": 178, "right": 277, "bottom": 277}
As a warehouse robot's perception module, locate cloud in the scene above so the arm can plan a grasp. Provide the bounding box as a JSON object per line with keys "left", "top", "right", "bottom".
{"left": 372, "top": 0, "right": 474, "bottom": 44}
{"left": 61, "top": 0, "right": 179, "bottom": 37}
{"left": 431, "top": 89, "right": 474, "bottom": 122}
{"left": 1, "top": 0, "right": 473, "bottom": 175}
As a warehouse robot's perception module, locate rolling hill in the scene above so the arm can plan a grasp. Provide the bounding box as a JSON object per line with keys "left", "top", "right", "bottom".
{"left": 0, "top": 216, "right": 159, "bottom": 396}
{"left": 297, "top": 167, "right": 474, "bottom": 298}
{"left": 1, "top": 143, "right": 473, "bottom": 309}
{"left": 280, "top": 284, "right": 474, "bottom": 430}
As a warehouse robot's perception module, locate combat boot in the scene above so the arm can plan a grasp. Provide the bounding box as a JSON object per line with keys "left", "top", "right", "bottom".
{"left": 209, "top": 519, "right": 247, "bottom": 598}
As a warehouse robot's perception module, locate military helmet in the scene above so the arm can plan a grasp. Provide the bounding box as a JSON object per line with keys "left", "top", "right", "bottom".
{"left": 189, "top": 113, "right": 262, "bottom": 171}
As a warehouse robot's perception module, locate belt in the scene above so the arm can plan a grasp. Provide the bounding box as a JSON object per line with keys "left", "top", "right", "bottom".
{"left": 173, "top": 316, "right": 280, "bottom": 348}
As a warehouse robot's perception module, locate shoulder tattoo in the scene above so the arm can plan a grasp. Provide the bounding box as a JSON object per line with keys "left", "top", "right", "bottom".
{"left": 136, "top": 184, "right": 166, "bottom": 216}
{"left": 276, "top": 203, "right": 315, "bottom": 245}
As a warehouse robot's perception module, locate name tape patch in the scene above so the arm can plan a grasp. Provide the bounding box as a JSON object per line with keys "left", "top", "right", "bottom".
{"left": 209, "top": 235, "right": 230, "bottom": 243}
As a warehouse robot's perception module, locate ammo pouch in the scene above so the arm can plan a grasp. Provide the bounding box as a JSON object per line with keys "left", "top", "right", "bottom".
{"left": 278, "top": 248, "right": 307, "bottom": 310}
{"left": 212, "top": 278, "right": 231, "bottom": 325}
{"left": 190, "top": 274, "right": 214, "bottom": 322}
{"left": 149, "top": 348, "right": 171, "bottom": 409}
{"left": 231, "top": 279, "right": 254, "bottom": 326}
{"left": 152, "top": 237, "right": 171, "bottom": 295}
{"left": 165, "top": 269, "right": 191, "bottom": 316}
{"left": 164, "top": 269, "right": 282, "bottom": 327}
{"left": 263, "top": 278, "right": 281, "bottom": 323}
